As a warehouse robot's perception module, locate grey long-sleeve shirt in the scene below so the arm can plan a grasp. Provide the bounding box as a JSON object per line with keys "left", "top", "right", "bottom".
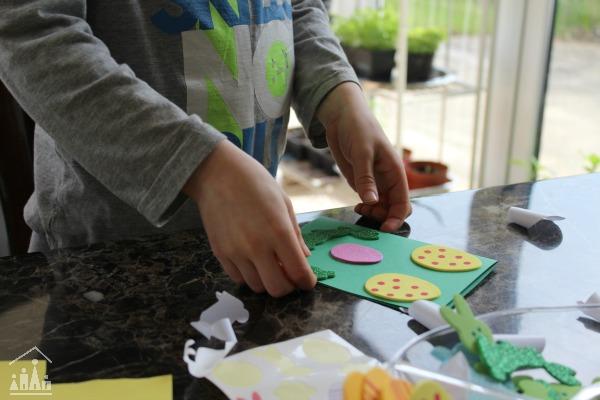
{"left": 0, "top": 0, "right": 358, "bottom": 250}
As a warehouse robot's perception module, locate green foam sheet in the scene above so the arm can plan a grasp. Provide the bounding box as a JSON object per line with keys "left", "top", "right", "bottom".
{"left": 302, "top": 217, "right": 497, "bottom": 309}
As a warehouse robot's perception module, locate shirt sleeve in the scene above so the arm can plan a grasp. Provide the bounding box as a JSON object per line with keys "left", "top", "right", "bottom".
{"left": 0, "top": 0, "right": 226, "bottom": 227}
{"left": 291, "top": 0, "right": 360, "bottom": 148}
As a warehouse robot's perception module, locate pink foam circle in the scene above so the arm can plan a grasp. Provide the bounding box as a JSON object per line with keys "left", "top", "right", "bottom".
{"left": 330, "top": 243, "right": 383, "bottom": 264}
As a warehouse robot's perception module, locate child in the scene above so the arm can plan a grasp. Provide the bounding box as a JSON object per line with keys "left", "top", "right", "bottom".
{"left": 0, "top": 0, "right": 411, "bottom": 297}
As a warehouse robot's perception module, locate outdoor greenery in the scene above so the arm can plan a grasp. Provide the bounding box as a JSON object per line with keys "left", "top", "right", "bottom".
{"left": 512, "top": 153, "right": 600, "bottom": 181}
{"left": 383, "top": 0, "right": 600, "bottom": 39}
{"left": 401, "top": 0, "right": 490, "bottom": 36}
{"left": 333, "top": 7, "right": 445, "bottom": 53}
{"left": 555, "top": 0, "right": 600, "bottom": 39}
{"left": 334, "top": 0, "right": 599, "bottom": 54}
{"left": 584, "top": 153, "right": 600, "bottom": 173}
{"left": 408, "top": 28, "right": 446, "bottom": 54}
{"left": 511, "top": 157, "right": 552, "bottom": 181}
{"left": 333, "top": 7, "right": 398, "bottom": 50}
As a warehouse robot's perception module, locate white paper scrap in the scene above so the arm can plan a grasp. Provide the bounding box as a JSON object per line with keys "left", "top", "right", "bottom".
{"left": 572, "top": 382, "right": 600, "bottom": 400}
{"left": 507, "top": 206, "right": 565, "bottom": 229}
{"left": 190, "top": 291, "right": 249, "bottom": 340}
{"left": 184, "top": 291, "right": 248, "bottom": 379}
{"left": 183, "top": 339, "right": 236, "bottom": 379}
{"left": 409, "top": 300, "right": 447, "bottom": 329}
{"left": 577, "top": 292, "right": 600, "bottom": 321}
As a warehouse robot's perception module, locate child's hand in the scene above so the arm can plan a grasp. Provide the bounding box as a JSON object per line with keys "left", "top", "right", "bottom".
{"left": 317, "top": 82, "right": 411, "bottom": 232}
{"left": 184, "top": 140, "right": 315, "bottom": 297}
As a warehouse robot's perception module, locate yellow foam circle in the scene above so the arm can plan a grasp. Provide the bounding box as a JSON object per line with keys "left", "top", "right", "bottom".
{"left": 364, "top": 273, "right": 441, "bottom": 302}
{"left": 411, "top": 245, "right": 482, "bottom": 272}
{"left": 302, "top": 338, "right": 351, "bottom": 364}
{"left": 212, "top": 360, "right": 262, "bottom": 388}
{"left": 273, "top": 381, "right": 316, "bottom": 400}
{"left": 410, "top": 381, "right": 451, "bottom": 400}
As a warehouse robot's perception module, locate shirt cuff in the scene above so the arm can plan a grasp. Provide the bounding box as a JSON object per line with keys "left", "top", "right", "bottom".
{"left": 137, "top": 115, "right": 226, "bottom": 227}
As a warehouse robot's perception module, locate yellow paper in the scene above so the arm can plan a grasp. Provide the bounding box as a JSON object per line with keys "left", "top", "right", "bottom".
{"left": 52, "top": 375, "right": 172, "bottom": 400}
{"left": 1, "top": 360, "right": 49, "bottom": 399}
{"left": 1, "top": 360, "right": 171, "bottom": 400}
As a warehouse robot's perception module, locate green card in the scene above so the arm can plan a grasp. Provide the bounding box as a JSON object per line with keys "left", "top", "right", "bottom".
{"left": 302, "top": 217, "right": 497, "bottom": 309}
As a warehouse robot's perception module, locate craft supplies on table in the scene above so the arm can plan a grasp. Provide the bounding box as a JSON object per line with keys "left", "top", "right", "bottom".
{"left": 393, "top": 297, "right": 600, "bottom": 400}
{"left": 302, "top": 217, "right": 497, "bottom": 308}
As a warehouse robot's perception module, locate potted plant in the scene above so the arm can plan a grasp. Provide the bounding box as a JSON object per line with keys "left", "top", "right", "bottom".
{"left": 405, "top": 161, "right": 450, "bottom": 189}
{"left": 333, "top": 8, "right": 397, "bottom": 81}
{"left": 333, "top": 8, "right": 444, "bottom": 82}
{"left": 400, "top": 148, "right": 451, "bottom": 189}
{"left": 407, "top": 28, "right": 445, "bottom": 82}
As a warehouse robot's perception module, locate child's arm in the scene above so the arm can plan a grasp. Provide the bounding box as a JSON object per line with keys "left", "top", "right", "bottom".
{"left": 0, "top": 1, "right": 315, "bottom": 295}
{"left": 184, "top": 140, "right": 316, "bottom": 297}
{"left": 317, "top": 82, "right": 411, "bottom": 232}
{"left": 291, "top": 1, "right": 411, "bottom": 231}
{"left": 290, "top": 0, "right": 359, "bottom": 149}
{"left": 0, "top": 0, "right": 223, "bottom": 226}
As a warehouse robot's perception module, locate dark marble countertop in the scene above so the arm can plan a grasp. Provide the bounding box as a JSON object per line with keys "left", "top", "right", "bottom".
{"left": 1, "top": 174, "right": 599, "bottom": 398}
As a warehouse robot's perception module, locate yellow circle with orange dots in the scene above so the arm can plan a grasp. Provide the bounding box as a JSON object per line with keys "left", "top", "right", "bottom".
{"left": 364, "top": 273, "right": 441, "bottom": 302}
{"left": 411, "top": 245, "right": 482, "bottom": 272}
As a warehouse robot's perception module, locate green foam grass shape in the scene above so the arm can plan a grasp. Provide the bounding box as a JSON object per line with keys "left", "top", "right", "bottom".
{"left": 476, "top": 335, "right": 580, "bottom": 386}
{"left": 440, "top": 294, "right": 493, "bottom": 354}
{"left": 311, "top": 266, "right": 336, "bottom": 281}
{"left": 515, "top": 377, "right": 581, "bottom": 400}
{"left": 302, "top": 226, "right": 379, "bottom": 250}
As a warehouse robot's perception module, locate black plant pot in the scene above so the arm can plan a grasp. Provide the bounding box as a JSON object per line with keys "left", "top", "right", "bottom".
{"left": 343, "top": 45, "right": 436, "bottom": 83}
{"left": 407, "top": 53, "right": 434, "bottom": 83}
{"left": 342, "top": 45, "right": 396, "bottom": 81}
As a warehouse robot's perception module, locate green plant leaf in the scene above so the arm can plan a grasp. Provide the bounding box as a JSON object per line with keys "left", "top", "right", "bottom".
{"left": 408, "top": 27, "right": 445, "bottom": 54}
{"left": 333, "top": 7, "right": 444, "bottom": 53}
{"left": 584, "top": 153, "right": 600, "bottom": 173}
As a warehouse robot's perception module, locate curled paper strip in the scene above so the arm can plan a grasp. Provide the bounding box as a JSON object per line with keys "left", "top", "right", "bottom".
{"left": 409, "top": 300, "right": 546, "bottom": 351}
{"left": 193, "top": 318, "right": 237, "bottom": 343}
{"left": 190, "top": 291, "right": 249, "bottom": 341}
{"left": 183, "top": 339, "right": 236, "bottom": 379}
{"left": 507, "top": 206, "right": 565, "bottom": 229}
{"left": 184, "top": 291, "right": 248, "bottom": 379}
{"left": 408, "top": 300, "right": 447, "bottom": 329}
{"left": 577, "top": 292, "right": 600, "bottom": 322}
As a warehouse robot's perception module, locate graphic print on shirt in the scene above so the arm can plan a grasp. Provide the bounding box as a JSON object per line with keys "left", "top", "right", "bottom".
{"left": 151, "top": 0, "right": 294, "bottom": 175}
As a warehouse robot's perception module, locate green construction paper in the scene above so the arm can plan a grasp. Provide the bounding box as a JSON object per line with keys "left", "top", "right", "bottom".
{"left": 302, "top": 217, "right": 497, "bottom": 309}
